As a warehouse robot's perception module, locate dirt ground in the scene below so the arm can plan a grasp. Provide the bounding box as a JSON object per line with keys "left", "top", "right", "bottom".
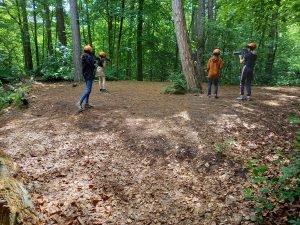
{"left": 0, "top": 81, "right": 299, "bottom": 225}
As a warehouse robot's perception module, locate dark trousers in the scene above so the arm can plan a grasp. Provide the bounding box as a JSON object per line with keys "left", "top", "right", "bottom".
{"left": 208, "top": 78, "right": 218, "bottom": 96}
{"left": 240, "top": 66, "right": 253, "bottom": 96}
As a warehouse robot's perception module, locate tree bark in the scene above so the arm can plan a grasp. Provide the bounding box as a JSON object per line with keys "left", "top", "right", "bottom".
{"left": 84, "top": 0, "right": 92, "bottom": 46}
{"left": 56, "top": 0, "right": 67, "bottom": 46}
{"left": 32, "top": 0, "right": 39, "bottom": 68}
{"left": 69, "top": 0, "right": 82, "bottom": 82}
{"left": 20, "top": 0, "right": 33, "bottom": 72}
{"left": 115, "top": 0, "right": 125, "bottom": 78}
{"left": 44, "top": 0, "right": 53, "bottom": 55}
{"left": 171, "top": 0, "right": 201, "bottom": 91}
{"left": 126, "top": 0, "right": 135, "bottom": 80}
{"left": 207, "top": 0, "right": 215, "bottom": 52}
{"left": 196, "top": 0, "right": 205, "bottom": 82}
{"left": 107, "top": 0, "right": 113, "bottom": 61}
{"left": 136, "top": 0, "right": 144, "bottom": 81}
{"left": 265, "top": 12, "right": 278, "bottom": 75}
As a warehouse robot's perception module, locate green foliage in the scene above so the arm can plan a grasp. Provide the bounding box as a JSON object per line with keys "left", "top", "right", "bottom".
{"left": 244, "top": 115, "right": 300, "bottom": 223}
{"left": 0, "top": 81, "right": 31, "bottom": 109}
{"left": 163, "top": 72, "right": 187, "bottom": 95}
{"left": 40, "top": 45, "right": 73, "bottom": 81}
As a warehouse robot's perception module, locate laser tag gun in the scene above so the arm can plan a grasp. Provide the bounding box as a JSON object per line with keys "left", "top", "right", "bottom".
{"left": 233, "top": 48, "right": 247, "bottom": 57}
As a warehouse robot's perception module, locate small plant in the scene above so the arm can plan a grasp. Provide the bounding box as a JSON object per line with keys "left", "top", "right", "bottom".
{"left": 244, "top": 115, "right": 300, "bottom": 224}
{"left": 163, "top": 72, "right": 187, "bottom": 95}
{"left": 212, "top": 138, "right": 236, "bottom": 156}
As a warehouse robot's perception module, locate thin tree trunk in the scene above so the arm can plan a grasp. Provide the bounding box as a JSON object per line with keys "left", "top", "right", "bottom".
{"left": 56, "top": 0, "right": 67, "bottom": 46}
{"left": 265, "top": 12, "right": 278, "bottom": 75}
{"left": 207, "top": 0, "right": 215, "bottom": 52}
{"left": 69, "top": 0, "right": 82, "bottom": 82}
{"left": 107, "top": 0, "right": 113, "bottom": 61}
{"left": 21, "top": 0, "right": 33, "bottom": 72}
{"left": 116, "top": 0, "right": 125, "bottom": 78}
{"left": 32, "top": 0, "right": 39, "bottom": 68}
{"left": 44, "top": 0, "right": 53, "bottom": 55}
{"left": 172, "top": 0, "right": 201, "bottom": 91}
{"left": 126, "top": 0, "right": 135, "bottom": 80}
{"left": 84, "top": 0, "right": 92, "bottom": 46}
{"left": 136, "top": 0, "right": 144, "bottom": 81}
{"left": 196, "top": 0, "right": 205, "bottom": 82}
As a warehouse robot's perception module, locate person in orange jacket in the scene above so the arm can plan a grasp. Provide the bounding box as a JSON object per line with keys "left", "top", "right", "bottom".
{"left": 207, "top": 49, "right": 224, "bottom": 98}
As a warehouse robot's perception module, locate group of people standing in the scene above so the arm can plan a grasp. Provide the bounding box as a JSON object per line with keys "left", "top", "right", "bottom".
{"left": 76, "top": 45, "right": 109, "bottom": 112}
{"left": 76, "top": 42, "right": 257, "bottom": 112}
{"left": 207, "top": 42, "right": 257, "bottom": 100}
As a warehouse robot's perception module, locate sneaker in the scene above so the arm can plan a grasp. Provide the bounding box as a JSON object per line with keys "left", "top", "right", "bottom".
{"left": 102, "top": 89, "right": 109, "bottom": 93}
{"left": 246, "top": 96, "right": 251, "bottom": 101}
{"left": 85, "top": 103, "right": 94, "bottom": 108}
{"left": 100, "top": 89, "right": 103, "bottom": 92}
{"left": 76, "top": 101, "right": 84, "bottom": 112}
{"left": 215, "top": 95, "right": 219, "bottom": 99}
{"left": 236, "top": 95, "right": 245, "bottom": 100}
{"left": 207, "top": 95, "right": 211, "bottom": 98}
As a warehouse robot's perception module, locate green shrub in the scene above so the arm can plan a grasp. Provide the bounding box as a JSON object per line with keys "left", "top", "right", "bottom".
{"left": 163, "top": 72, "right": 187, "bottom": 94}
{"left": 41, "top": 45, "right": 73, "bottom": 81}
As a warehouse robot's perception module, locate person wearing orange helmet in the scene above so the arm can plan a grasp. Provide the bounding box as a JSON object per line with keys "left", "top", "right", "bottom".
{"left": 237, "top": 42, "right": 257, "bottom": 100}
{"left": 207, "top": 49, "right": 224, "bottom": 98}
{"left": 76, "top": 45, "right": 96, "bottom": 112}
{"left": 96, "top": 51, "right": 110, "bottom": 93}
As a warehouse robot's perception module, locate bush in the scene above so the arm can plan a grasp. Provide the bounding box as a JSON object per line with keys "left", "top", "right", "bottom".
{"left": 40, "top": 45, "right": 73, "bottom": 81}
{"left": 163, "top": 72, "right": 187, "bottom": 94}
{"left": 0, "top": 81, "right": 31, "bottom": 109}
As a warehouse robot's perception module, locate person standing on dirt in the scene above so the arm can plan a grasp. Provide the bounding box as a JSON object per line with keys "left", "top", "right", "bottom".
{"left": 207, "top": 49, "right": 224, "bottom": 98}
{"left": 237, "top": 42, "right": 257, "bottom": 101}
{"left": 76, "top": 45, "right": 95, "bottom": 112}
{"left": 96, "top": 51, "right": 110, "bottom": 93}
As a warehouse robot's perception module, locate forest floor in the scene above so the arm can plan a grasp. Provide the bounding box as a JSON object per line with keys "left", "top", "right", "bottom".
{"left": 0, "top": 81, "right": 299, "bottom": 225}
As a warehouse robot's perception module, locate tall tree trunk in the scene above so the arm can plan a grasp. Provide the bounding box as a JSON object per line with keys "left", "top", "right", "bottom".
{"left": 84, "top": 0, "right": 92, "bottom": 46}
{"left": 265, "top": 12, "right": 278, "bottom": 75}
{"left": 207, "top": 0, "right": 215, "bottom": 52}
{"left": 116, "top": 0, "right": 125, "bottom": 78}
{"left": 44, "top": 0, "right": 53, "bottom": 55}
{"left": 20, "top": 0, "right": 33, "bottom": 72}
{"left": 171, "top": 0, "right": 201, "bottom": 91}
{"left": 56, "top": 0, "right": 67, "bottom": 46}
{"left": 32, "top": 0, "right": 39, "bottom": 68}
{"left": 136, "top": 0, "right": 144, "bottom": 81}
{"left": 196, "top": 0, "right": 205, "bottom": 82}
{"left": 126, "top": 0, "right": 135, "bottom": 80}
{"left": 107, "top": 0, "right": 113, "bottom": 61}
{"left": 69, "top": 0, "right": 82, "bottom": 82}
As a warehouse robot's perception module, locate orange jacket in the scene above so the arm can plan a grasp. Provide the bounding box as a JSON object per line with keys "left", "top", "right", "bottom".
{"left": 207, "top": 56, "right": 224, "bottom": 79}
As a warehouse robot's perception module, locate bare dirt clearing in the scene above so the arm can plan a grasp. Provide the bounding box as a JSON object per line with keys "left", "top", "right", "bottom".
{"left": 0, "top": 81, "right": 299, "bottom": 225}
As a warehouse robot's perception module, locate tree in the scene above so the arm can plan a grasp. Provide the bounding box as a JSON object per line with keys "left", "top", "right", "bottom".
{"left": 56, "top": 0, "right": 67, "bottom": 46}
{"left": 32, "top": 0, "right": 39, "bottom": 68}
{"left": 20, "top": 0, "right": 33, "bottom": 72}
{"left": 115, "top": 0, "right": 125, "bottom": 78}
{"left": 69, "top": 0, "right": 82, "bottom": 82}
{"left": 136, "top": 0, "right": 144, "bottom": 81}
{"left": 196, "top": 0, "right": 205, "bottom": 82}
{"left": 44, "top": 0, "right": 53, "bottom": 55}
{"left": 171, "top": 0, "right": 201, "bottom": 91}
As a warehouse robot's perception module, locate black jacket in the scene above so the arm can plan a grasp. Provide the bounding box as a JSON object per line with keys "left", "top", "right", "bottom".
{"left": 81, "top": 53, "right": 95, "bottom": 80}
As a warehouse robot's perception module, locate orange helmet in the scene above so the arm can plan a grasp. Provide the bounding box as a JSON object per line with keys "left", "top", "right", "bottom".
{"left": 213, "top": 49, "right": 220, "bottom": 55}
{"left": 247, "top": 42, "right": 257, "bottom": 49}
{"left": 83, "top": 45, "right": 93, "bottom": 52}
{"left": 99, "top": 51, "right": 105, "bottom": 57}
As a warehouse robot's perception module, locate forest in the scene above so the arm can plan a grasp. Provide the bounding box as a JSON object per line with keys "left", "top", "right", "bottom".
{"left": 0, "top": 0, "right": 300, "bottom": 225}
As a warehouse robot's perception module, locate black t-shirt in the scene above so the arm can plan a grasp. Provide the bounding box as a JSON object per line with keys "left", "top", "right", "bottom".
{"left": 96, "top": 57, "right": 105, "bottom": 67}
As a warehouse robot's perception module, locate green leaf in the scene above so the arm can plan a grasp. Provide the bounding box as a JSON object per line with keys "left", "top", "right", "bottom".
{"left": 288, "top": 115, "right": 300, "bottom": 124}
{"left": 252, "top": 165, "right": 269, "bottom": 176}
{"left": 253, "top": 177, "right": 268, "bottom": 183}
